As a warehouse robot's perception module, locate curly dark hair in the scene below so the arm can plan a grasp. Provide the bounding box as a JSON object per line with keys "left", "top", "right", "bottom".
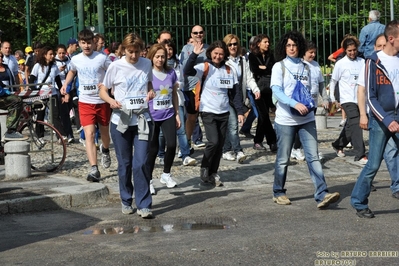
{"left": 275, "top": 31, "right": 307, "bottom": 61}
{"left": 250, "top": 34, "right": 272, "bottom": 56}
{"left": 205, "top": 40, "right": 229, "bottom": 61}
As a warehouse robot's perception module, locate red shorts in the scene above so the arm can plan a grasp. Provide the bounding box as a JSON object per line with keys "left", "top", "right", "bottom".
{"left": 78, "top": 102, "right": 110, "bottom": 127}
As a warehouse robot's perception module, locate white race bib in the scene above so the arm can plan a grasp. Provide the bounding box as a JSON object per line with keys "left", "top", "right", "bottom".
{"left": 218, "top": 77, "right": 233, "bottom": 89}
{"left": 79, "top": 84, "right": 98, "bottom": 95}
{"left": 153, "top": 89, "right": 173, "bottom": 110}
{"left": 125, "top": 91, "right": 147, "bottom": 110}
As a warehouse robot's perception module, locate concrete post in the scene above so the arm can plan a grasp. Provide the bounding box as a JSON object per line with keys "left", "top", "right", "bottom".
{"left": 4, "top": 141, "right": 31, "bottom": 180}
{"left": 315, "top": 107, "right": 327, "bottom": 130}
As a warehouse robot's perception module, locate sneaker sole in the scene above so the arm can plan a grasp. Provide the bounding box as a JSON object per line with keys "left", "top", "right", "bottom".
{"left": 317, "top": 193, "right": 340, "bottom": 208}
{"left": 122, "top": 209, "right": 134, "bottom": 215}
{"left": 237, "top": 156, "right": 247, "bottom": 164}
{"left": 223, "top": 157, "right": 236, "bottom": 161}
{"left": 272, "top": 197, "right": 291, "bottom": 205}
{"left": 183, "top": 160, "right": 197, "bottom": 166}
{"left": 137, "top": 211, "right": 153, "bottom": 219}
{"left": 160, "top": 179, "right": 177, "bottom": 188}
{"left": 87, "top": 175, "right": 100, "bottom": 182}
{"left": 4, "top": 136, "right": 29, "bottom": 141}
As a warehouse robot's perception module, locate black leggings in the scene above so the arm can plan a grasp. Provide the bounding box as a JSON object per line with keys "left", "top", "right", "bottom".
{"left": 147, "top": 116, "right": 177, "bottom": 175}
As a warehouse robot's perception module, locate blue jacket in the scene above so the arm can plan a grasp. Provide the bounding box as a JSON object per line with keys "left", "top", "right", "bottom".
{"left": 365, "top": 52, "right": 399, "bottom": 128}
{"left": 358, "top": 21, "right": 385, "bottom": 58}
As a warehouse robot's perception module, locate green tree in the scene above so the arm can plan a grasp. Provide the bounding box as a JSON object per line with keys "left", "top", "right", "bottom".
{"left": 0, "top": 0, "right": 69, "bottom": 50}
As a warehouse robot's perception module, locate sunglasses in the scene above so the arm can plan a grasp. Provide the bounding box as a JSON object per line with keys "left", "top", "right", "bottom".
{"left": 192, "top": 31, "right": 204, "bottom": 35}
{"left": 228, "top": 42, "right": 238, "bottom": 47}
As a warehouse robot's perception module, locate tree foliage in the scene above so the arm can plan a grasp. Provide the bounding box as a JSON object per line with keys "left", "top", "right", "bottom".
{"left": 0, "top": 0, "right": 69, "bottom": 50}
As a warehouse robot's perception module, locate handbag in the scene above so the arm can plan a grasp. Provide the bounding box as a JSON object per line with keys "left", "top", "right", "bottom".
{"left": 282, "top": 62, "right": 315, "bottom": 116}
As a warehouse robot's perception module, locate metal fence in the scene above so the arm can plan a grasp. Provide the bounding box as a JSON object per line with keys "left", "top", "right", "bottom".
{"left": 85, "top": 0, "right": 395, "bottom": 67}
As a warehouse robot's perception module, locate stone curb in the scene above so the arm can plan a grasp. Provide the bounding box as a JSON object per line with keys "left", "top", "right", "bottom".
{"left": 0, "top": 175, "right": 109, "bottom": 215}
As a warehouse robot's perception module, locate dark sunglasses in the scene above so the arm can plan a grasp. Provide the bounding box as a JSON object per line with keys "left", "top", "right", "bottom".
{"left": 192, "top": 31, "right": 204, "bottom": 35}
{"left": 228, "top": 42, "right": 238, "bottom": 47}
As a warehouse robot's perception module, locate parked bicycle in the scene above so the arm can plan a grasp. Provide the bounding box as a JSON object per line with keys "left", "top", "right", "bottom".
{"left": 0, "top": 96, "right": 67, "bottom": 172}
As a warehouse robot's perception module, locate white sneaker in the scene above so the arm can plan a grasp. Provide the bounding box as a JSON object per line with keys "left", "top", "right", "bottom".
{"left": 236, "top": 151, "right": 247, "bottom": 164}
{"left": 79, "top": 138, "right": 86, "bottom": 147}
{"left": 149, "top": 180, "right": 156, "bottom": 195}
{"left": 339, "top": 119, "right": 346, "bottom": 127}
{"left": 346, "top": 142, "right": 353, "bottom": 148}
{"left": 358, "top": 156, "right": 368, "bottom": 165}
{"left": 291, "top": 148, "right": 305, "bottom": 161}
{"left": 222, "top": 151, "right": 236, "bottom": 161}
{"left": 158, "top": 157, "right": 164, "bottom": 165}
{"left": 183, "top": 156, "right": 197, "bottom": 166}
{"left": 177, "top": 149, "right": 182, "bottom": 158}
{"left": 160, "top": 173, "right": 177, "bottom": 188}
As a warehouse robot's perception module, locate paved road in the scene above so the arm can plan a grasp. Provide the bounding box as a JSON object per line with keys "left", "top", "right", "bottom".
{"left": 1, "top": 115, "right": 398, "bottom": 265}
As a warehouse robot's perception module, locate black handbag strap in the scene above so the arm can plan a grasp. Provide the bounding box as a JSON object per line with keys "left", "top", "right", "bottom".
{"left": 38, "top": 63, "right": 53, "bottom": 90}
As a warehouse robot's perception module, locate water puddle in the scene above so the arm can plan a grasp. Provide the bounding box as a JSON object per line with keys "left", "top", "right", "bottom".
{"left": 84, "top": 216, "right": 236, "bottom": 235}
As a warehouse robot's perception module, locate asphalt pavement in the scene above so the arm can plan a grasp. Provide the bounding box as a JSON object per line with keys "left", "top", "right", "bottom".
{"left": 0, "top": 115, "right": 398, "bottom": 265}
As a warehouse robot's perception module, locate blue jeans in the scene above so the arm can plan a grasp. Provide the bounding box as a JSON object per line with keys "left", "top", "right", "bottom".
{"left": 223, "top": 105, "right": 242, "bottom": 153}
{"left": 240, "top": 108, "right": 256, "bottom": 133}
{"left": 273, "top": 121, "right": 328, "bottom": 203}
{"left": 177, "top": 105, "right": 191, "bottom": 160}
{"left": 110, "top": 123, "right": 152, "bottom": 209}
{"left": 384, "top": 138, "right": 399, "bottom": 193}
{"left": 351, "top": 116, "right": 399, "bottom": 210}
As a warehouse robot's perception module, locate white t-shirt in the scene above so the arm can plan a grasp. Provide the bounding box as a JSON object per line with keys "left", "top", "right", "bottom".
{"left": 193, "top": 63, "right": 237, "bottom": 114}
{"left": 331, "top": 55, "right": 364, "bottom": 104}
{"left": 102, "top": 57, "right": 153, "bottom": 126}
{"left": 304, "top": 60, "right": 324, "bottom": 105}
{"left": 271, "top": 58, "right": 314, "bottom": 126}
{"left": 31, "top": 63, "right": 60, "bottom": 95}
{"left": 70, "top": 51, "right": 111, "bottom": 104}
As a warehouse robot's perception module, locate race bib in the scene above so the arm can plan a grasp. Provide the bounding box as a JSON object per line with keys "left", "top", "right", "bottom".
{"left": 125, "top": 91, "right": 147, "bottom": 110}
{"left": 153, "top": 89, "right": 173, "bottom": 110}
{"left": 79, "top": 77, "right": 99, "bottom": 95}
{"left": 218, "top": 77, "right": 233, "bottom": 89}
{"left": 79, "top": 84, "right": 98, "bottom": 95}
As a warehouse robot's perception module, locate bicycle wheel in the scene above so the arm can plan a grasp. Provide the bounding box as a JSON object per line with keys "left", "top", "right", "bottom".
{"left": 19, "top": 120, "right": 67, "bottom": 172}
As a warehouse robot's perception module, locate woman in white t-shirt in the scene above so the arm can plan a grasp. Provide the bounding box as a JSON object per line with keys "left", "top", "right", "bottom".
{"left": 270, "top": 31, "right": 340, "bottom": 208}
{"left": 99, "top": 33, "right": 155, "bottom": 219}
{"left": 29, "top": 46, "right": 65, "bottom": 142}
{"left": 184, "top": 40, "right": 244, "bottom": 187}
{"left": 330, "top": 37, "right": 367, "bottom": 164}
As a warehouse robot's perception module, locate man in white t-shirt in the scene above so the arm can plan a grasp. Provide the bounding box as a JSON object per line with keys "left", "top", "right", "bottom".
{"left": 351, "top": 20, "right": 399, "bottom": 218}
{"left": 61, "top": 29, "right": 112, "bottom": 182}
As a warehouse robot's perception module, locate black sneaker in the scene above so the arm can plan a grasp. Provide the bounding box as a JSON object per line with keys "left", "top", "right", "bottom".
{"left": 356, "top": 208, "right": 375, "bottom": 218}
{"left": 87, "top": 168, "right": 101, "bottom": 182}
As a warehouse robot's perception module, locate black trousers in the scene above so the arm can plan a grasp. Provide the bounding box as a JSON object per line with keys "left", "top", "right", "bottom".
{"left": 332, "top": 102, "right": 366, "bottom": 160}
{"left": 254, "top": 91, "right": 277, "bottom": 146}
{"left": 200, "top": 112, "right": 229, "bottom": 175}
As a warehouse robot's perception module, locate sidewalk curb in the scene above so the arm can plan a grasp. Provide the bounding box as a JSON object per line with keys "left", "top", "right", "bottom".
{"left": 0, "top": 175, "right": 109, "bottom": 215}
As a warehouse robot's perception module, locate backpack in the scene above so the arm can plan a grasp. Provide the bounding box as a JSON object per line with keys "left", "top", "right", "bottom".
{"left": 194, "top": 62, "right": 231, "bottom": 111}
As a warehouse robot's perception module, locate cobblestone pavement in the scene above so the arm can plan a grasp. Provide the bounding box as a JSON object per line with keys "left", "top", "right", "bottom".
{"left": 59, "top": 115, "right": 374, "bottom": 191}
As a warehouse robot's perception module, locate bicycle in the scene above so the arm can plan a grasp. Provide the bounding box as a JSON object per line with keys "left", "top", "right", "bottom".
{"left": 0, "top": 96, "right": 67, "bottom": 172}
